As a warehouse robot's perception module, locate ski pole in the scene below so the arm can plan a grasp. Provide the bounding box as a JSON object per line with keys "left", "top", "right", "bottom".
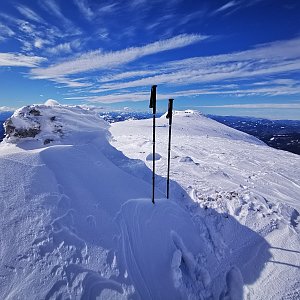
{"left": 149, "top": 85, "right": 157, "bottom": 204}
{"left": 166, "top": 99, "right": 174, "bottom": 199}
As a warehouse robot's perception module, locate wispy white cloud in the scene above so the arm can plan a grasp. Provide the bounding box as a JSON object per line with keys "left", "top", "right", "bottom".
{"left": 16, "top": 4, "right": 45, "bottom": 23}
{"left": 45, "top": 40, "right": 81, "bottom": 55}
{"left": 92, "top": 37, "right": 300, "bottom": 93}
{"left": 64, "top": 92, "right": 150, "bottom": 103}
{"left": 93, "top": 60, "right": 300, "bottom": 92}
{"left": 34, "top": 38, "right": 43, "bottom": 49}
{"left": 146, "top": 14, "right": 176, "bottom": 31}
{"left": 95, "top": 28, "right": 110, "bottom": 40}
{"left": 64, "top": 87, "right": 257, "bottom": 103}
{"left": 0, "top": 10, "right": 79, "bottom": 53}
{"left": 73, "top": 0, "right": 94, "bottom": 20}
{"left": 129, "top": 0, "right": 148, "bottom": 9}
{"left": 72, "top": 82, "right": 300, "bottom": 104}
{"left": 251, "top": 78, "right": 299, "bottom": 86}
{"left": 0, "top": 12, "right": 16, "bottom": 24}
{"left": 14, "top": 21, "right": 53, "bottom": 50}
{"left": 40, "top": 0, "right": 65, "bottom": 20}
{"left": 0, "top": 106, "right": 15, "bottom": 112}
{"left": 95, "top": 28, "right": 109, "bottom": 40}
{"left": 23, "top": 23, "right": 300, "bottom": 104}
{"left": 199, "top": 103, "right": 300, "bottom": 109}
{"left": 178, "top": 11, "right": 206, "bottom": 26}
{"left": 211, "top": 0, "right": 263, "bottom": 16}
{"left": 18, "top": 20, "right": 35, "bottom": 35}
{"left": 34, "top": 37, "right": 52, "bottom": 49}
{"left": 40, "top": 0, "right": 81, "bottom": 35}
{"left": 213, "top": 1, "right": 238, "bottom": 14}
{"left": 5, "top": 19, "right": 45, "bottom": 51}
{"left": 98, "top": 70, "right": 159, "bottom": 82}
{"left": 0, "top": 23, "right": 15, "bottom": 40}
{"left": 168, "top": 86, "right": 300, "bottom": 97}
{"left": 52, "top": 77, "right": 92, "bottom": 88}
{"left": 98, "top": 3, "right": 118, "bottom": 13}
{"left": 0, "top": 53, "right": 45, "bottom": 67}
{"left": 30, "top": 34, "right": 207, "bottom": 79}
{"left": 51, "top": 43, "right": 72, "bottom": 54}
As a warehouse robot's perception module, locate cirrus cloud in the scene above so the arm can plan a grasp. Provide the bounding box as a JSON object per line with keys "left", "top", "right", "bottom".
{"left": 30, "top": 34, "right": 208, "bottom": 79}
{"left": 0, "top": 53, "right": 45, "bottom": 67}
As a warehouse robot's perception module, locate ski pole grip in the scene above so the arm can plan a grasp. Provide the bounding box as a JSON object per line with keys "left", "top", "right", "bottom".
{"left": 166, "top": 99, "right": 174, "bottom": 124}
{"left": 149, "top": 85, "right": 157, "bottom": 114}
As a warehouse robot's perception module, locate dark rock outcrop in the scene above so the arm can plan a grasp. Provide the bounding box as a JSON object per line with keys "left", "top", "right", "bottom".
{"left": 4, "top": 118, "right": 41, "bottom": 139}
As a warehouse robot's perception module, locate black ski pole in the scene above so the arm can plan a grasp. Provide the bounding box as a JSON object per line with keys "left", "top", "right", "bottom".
{"left": 149, "top": 85, "right": 157, "bottom": 204}
{"left": 166, "top": 99, "right": 174, "bottom": 199}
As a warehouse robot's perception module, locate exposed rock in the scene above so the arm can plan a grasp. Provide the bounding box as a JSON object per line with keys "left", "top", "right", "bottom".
{"left": 54, "top": 128, "right": 63, "bottom": 134}
{"left": 4, "top": 115, "right": 41, "bottom": 139}
{"left": 44, "top": 138, "right": 53, "bottom": 145}
{"left": 2, "top": 104, "right": 104, "bottom": 145}
{"left": 29, "top": 108, "right": 41, "bottom": 116}
{"left": 15, "top": 127, "right": 41, "bottom": 138}
{"left": 3, "top": 119, "right": 15, "bottom": 137}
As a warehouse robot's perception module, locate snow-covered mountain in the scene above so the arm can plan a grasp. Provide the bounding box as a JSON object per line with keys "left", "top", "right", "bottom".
{"left": 0, "top": 105, "right": 299, "bottom": 299}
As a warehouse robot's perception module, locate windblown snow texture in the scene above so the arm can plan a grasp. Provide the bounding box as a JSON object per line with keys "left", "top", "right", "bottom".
{"left": 0, "top": 105, "right": 299, "bottom": 299}
{"left": 111, "top": 110, "right": 300, "bottom": 299}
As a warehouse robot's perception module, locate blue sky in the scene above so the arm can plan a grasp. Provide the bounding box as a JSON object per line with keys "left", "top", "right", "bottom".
{"left": 0, "top": 0, "right": 300, "bottom": 119}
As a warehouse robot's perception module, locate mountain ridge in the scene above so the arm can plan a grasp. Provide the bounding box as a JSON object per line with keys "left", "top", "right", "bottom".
{"left": 0, "top": 104, "right": 299, "bottom": 299}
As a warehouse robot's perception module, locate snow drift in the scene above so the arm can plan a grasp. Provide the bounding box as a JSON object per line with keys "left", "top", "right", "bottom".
{"left": 0, "top": 105, "right": 299, "bottom": 299}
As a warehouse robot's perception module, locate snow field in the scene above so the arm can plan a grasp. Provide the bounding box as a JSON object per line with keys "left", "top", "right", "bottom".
{"left": 0, "top": 105, "right": 255, "bottom": 299}
{"left": 110, "top": 110, "right": 300, "bottom": 299}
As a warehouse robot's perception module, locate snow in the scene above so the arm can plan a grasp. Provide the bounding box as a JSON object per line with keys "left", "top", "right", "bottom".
{"left": 146, "top": 152, "right": 162, "bottom": 161}
{"left": 0, "top": 105, "right": 153, "bottom": 299}
{"left": 0, "top": 106, "right": 299, "bottom": 299}
{"left": 110, "top": 109, "right": 300, "bottom": 299}
{"left": 44, "top": 99, "right": 60, "bottom": 106}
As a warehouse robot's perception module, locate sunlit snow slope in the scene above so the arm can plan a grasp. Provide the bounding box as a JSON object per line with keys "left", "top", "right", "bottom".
{"left": 0, "top": 104, "right": 265, "bottom": 299}
{"left": 110, "top": 110, "right": 300, "bottom": 300}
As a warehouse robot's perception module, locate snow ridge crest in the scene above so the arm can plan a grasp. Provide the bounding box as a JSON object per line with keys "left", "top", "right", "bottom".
{"left": 3, "top": 104, "right": 107, "bottom": 146}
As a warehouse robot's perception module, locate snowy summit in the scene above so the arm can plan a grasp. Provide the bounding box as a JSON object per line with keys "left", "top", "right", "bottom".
{"left": 0, "top": 105, "right": 299, "bottom": 299}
